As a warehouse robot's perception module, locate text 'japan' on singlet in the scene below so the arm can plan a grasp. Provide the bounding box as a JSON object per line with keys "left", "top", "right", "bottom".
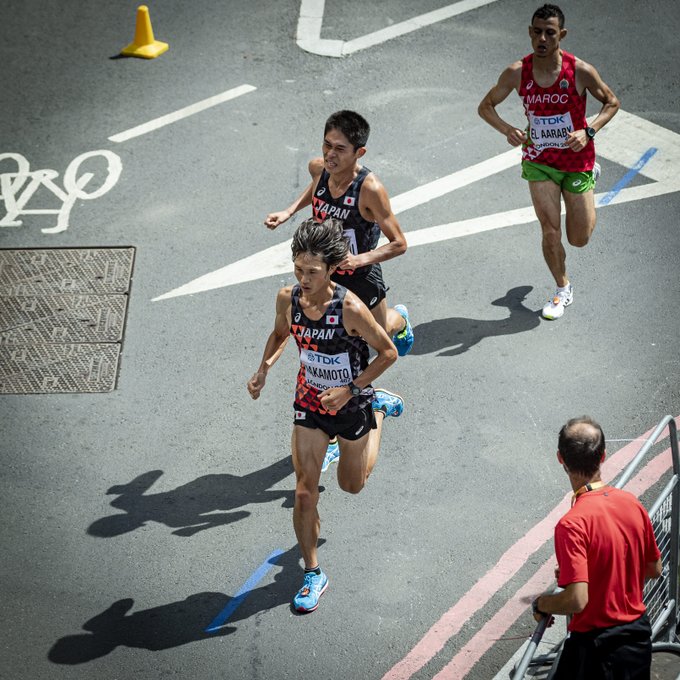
{"left": 290, "top": 283, "right": 373, "bottom": 415}
{"left": 311, "top": 166, "right": 381, "bottom": 279}
{"left": 519, "top": 50, "right": 595, "bottom": 172}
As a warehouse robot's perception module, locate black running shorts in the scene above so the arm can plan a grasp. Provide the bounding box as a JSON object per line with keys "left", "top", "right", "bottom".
{"left": 293, "top": 402, "right": 377, "bottom": 441}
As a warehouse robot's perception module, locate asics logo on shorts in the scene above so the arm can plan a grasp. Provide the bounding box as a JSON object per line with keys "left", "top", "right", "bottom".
{"left": 370, "top": 296, "right": 378, "bottom": 306}
{"left": 355, "top": 425, "right": 365, "bottom": 435}
{"left": 572, "top": 179, "right": 582, "bottom": 187}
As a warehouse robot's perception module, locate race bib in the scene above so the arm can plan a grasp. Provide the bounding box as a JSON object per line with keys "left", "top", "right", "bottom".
{"left": 300, "top": 348, "right": 352, "bottom": 391}
{"left": 343, "top": 228, "right": 358, "bottom": 255}
{"left": 529, "top": 112, "right": 574, "bottom": 150}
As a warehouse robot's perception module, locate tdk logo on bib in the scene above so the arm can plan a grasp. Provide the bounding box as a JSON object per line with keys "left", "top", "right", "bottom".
{"left": 305, "top": 350, "right": 342, "bottom": 365}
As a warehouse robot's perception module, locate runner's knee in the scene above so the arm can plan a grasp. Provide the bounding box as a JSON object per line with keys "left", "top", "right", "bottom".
{"left": 295, "top": 483, "right": 319, "bottom": 510}
{"left": 337, "top": 474, "right": 365, "bottom": 495}
{"left": 567, "top": 232, "right": 590, "bottom": 247}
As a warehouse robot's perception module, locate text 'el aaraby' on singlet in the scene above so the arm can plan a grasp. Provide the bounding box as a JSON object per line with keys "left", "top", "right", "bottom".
{"left": 290, "top": 283, "right": 374, "bottom": 416}
{"left": 311, "top": 166, "right": 381, "bottom": 278}
{"left": 519, "top": 50, "right": 595, "bottom": 172}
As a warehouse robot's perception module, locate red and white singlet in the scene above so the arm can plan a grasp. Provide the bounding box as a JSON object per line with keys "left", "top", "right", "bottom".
{"left": 519, "top": 50, "right": 595, "bottom": 172}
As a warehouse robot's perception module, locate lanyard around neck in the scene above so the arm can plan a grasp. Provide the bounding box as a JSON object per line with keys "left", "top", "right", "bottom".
{"left": 571, "top": 480, "right": 606, "bottom": 507}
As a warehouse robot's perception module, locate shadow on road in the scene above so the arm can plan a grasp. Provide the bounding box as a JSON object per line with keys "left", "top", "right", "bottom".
{"left": 410, "top": 286, "right": 540, "bottom": 357}
{"left": 48, "top": 544, "right": 316, "bottom": 664}
{"left": 88, "top": 456, "right": 295, "bottom": 538}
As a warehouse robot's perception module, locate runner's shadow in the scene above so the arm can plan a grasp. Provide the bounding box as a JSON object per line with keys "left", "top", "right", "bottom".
{"left": 88, "top": 456, "right": 295, "bottom": 538}
{"left": 411, "top": 286, "right": 540, "bottom": 357}
{"left": 47, "top": 543, "right": 322, "bottom": 664}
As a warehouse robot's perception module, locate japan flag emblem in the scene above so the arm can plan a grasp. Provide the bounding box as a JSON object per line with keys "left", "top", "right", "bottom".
{"left": 344, "top": 196, "right": 356, "bottom": 206}
{"left": 326, "top": 314, "right": 339, "bottom": 325}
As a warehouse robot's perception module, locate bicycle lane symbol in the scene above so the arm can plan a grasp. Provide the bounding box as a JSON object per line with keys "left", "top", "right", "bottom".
{"left": 0, "top": 150, "right": 122, "bottom": 234}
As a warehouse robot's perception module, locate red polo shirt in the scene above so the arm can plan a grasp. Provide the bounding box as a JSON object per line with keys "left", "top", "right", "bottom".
{"left": 555, "top": 487, "right": 660, "bottom": 632}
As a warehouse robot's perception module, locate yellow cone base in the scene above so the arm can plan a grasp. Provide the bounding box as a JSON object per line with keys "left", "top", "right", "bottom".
{"left": 121, "top": 39, "right": 169, "bottom": 59}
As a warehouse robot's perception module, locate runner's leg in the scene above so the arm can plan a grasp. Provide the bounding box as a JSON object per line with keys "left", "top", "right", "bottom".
{"left": 529, "top": 180, "right": 568, "bottom": 287}
{"left": 563, "top": 189, "right": 596, "bottom": 248}
{"left": 291, "top": 425, "right": 329, "bottom": 569}
{"left": 336, "top": 412, "right": 385, "bottom": 494}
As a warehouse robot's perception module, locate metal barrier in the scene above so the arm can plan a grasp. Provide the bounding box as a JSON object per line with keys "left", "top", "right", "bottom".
{"left": 513, "top": 415, "right": 680, "bottom": 679}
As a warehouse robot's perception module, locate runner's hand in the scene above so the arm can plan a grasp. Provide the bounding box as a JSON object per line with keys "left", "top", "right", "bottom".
{"left": 318, "top": 386, "right": 351, "bottom": 413}
{"left": 264, "top": 211, "right": 290, "bottom": 230}
{"left": 247, "top": 371, "right": 266, "bottom": 399}
{"left": 506, "top": 128, "right": 527, "bottom": 147}
{"left": 337, "top": 252, "right": 363, "bottom": 271}
{"left": 566, "top": 129, "right": 588, "bottom": 152}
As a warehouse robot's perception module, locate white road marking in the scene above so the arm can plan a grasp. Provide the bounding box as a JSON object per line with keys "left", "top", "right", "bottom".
{"left": 108, "top": 85, "right": 257, "bottom": 143}
{"left": 297, "top": 0, "right": 502, "bottom": 57}
{"left": 0, "top": 150, "right": 122, "bottom": 234}
{"left": 152, "top": 111, "right": 680, "bottom": 301}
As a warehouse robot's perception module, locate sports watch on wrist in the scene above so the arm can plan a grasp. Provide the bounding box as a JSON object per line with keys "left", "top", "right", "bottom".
{"left": 347, "top": 382, "right": 361, "bottom": 397}
{"left": 585, "top": 126, "right": 596, "bottom": 140}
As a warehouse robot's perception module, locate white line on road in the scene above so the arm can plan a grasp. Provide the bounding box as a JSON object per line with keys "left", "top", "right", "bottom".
{"left": 297, "top": 0, "right": 502, "bottom": 57}
{"left": 108, "top": 84, "right": 257, "bottom": 143}
{"left": 152, "top": 110, "right": 680, "bottom": 301}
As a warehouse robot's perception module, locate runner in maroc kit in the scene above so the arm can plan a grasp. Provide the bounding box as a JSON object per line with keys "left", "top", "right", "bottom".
{"left": 478, "top": 3, "right": 620, "bottom": 320}
{"left": 247, "top": 217, "right": 404, "bottom": 613}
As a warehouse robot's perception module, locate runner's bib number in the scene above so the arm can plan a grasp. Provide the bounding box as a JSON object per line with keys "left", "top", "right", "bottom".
{"left": 300, "top": 348, "right": 352, "bottom": 391}
{"left": 529, "top": 112, "right": 574, "bottom": 150}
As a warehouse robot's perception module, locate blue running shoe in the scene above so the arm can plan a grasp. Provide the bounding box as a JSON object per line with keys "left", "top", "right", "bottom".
{"left": 293, "top": 570, "right": 329, "bottom": 613}
{"left": 392, "top": 304, "right": 414, "bottom": 356}
{"left": 372, "top": 389, "right": 404, "bottom": 418}
{"left": 321, "top": 439, "right": 339, "bottom": 473}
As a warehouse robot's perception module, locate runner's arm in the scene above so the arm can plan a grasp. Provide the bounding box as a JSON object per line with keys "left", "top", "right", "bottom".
{"left": 567, "top": 60, "right": 620, "bottom": 152}
{"left": 264, "top": 158, "right": 324, "bottom": 229}
{"left": 477, "top": 62, "right": 527, "bottom": 147}
{"left": 247, "top": 287, "right": 292, "bottom": 399}
{"left": 317, "top": 293, "right": 397, "bottom": 412}
{"left": 339, "top": 175, "right": 407, "bottom": 271}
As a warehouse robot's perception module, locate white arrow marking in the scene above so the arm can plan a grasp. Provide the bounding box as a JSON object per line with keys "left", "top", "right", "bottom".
{"left": 297, "top": 0, "right": 502, "bottom": 57}
{"left": 152, "top": 111, "right": 680, "bottom": 302}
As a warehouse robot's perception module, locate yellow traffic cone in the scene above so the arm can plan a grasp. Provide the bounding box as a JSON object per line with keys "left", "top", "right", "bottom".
{"left": 121, "top": 5, "right": 169, "bottom": 59}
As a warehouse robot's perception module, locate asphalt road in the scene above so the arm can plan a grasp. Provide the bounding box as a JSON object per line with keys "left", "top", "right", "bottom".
{"left": 1, "top": 1, "right": 679, "bottom": 679}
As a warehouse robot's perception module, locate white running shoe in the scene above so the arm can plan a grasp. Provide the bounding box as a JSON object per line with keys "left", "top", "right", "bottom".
{"left": 542, "top": 284, "right": 574, "bottom": 320}
{"left": 593, "top": 161, "right": 601, "bottom": 184}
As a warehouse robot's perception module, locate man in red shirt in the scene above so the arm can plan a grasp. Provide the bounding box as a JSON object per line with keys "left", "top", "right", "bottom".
{"left": 478, "top": 4, "right": 620, "bottom": 320}
{"left": 532, "top": 417, "right": 662, "bottom": 678}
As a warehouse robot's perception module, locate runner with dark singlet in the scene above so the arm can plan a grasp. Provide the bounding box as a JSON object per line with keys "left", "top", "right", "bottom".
{"left": 247, "top": 217, "right": 404, "bottom": 613}
{"left": 265, "top": 110, "right": 414, "bottom": 471}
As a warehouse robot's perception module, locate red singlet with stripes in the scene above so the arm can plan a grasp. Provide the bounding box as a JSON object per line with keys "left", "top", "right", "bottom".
{"left": 519, "top": 50, "right": 595, "bottom": 172}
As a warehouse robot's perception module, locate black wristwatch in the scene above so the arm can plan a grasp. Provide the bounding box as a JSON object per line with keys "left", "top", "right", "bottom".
{"left": 347, "top": 382, "right": 361, "bottom": 397}
{"left": 585, "top": 126, "right": 596, "bottom": 140}
{"left": 532, "top": 597, "right": 546, "bottom": 617}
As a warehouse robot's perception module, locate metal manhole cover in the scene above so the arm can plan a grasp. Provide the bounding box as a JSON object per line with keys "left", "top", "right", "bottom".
{"left": 0, "top": 344, "right": 121, "bottom": 393}
{"left": 0, "top": 294, "right": 128, "bottom": 344}
{"left": 0, "top": 247, "right": 134, "bottom": 394}
{"left": 0, "top": 247, "right": 134, "bottom": 295}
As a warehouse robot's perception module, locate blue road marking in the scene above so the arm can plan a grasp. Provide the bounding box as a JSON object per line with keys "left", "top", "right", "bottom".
{"left": 598, "top": 147, "right": 658, "bottom": 206}
{"left": 205, "top": 549, "right": 285, "bottom": 633}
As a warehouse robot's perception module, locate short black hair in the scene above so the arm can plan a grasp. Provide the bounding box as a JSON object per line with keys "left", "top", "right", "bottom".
{"left": 532, "top": 4, "right": 565, "bottom": 28}
{"left": 324, "top": 110, "right": 370, "bottom": 150}
{"left": 558, "top": 417, "right": 606, "bottom": 477}
{"left": 291, "top": 217, "right": 349, "bottom": 268}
